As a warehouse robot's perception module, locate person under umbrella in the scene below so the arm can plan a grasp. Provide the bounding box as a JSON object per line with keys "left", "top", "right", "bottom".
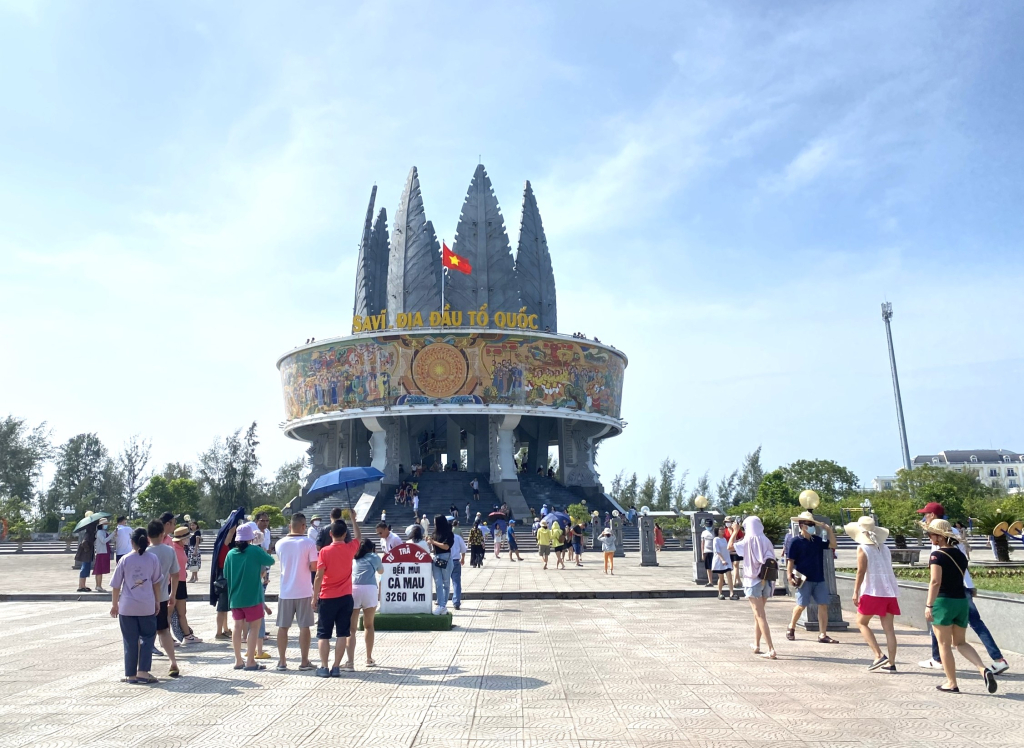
{"left": 210, "top": 506, "right": 246, "bottom": 640}
{"left": 74, "top": 513, "right": 100, "bottom": 592}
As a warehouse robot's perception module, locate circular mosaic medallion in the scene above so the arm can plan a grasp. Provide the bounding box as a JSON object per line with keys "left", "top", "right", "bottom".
{"left": 411, "top": 342, "right": 469, "bottom": 398}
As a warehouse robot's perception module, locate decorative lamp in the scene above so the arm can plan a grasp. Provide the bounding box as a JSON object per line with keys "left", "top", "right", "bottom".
{"left": 612, "top": 510, "right": 620, "bottom": 518}
{"left": 694, "top": 495, "right": 708, "bottom": 510}
{"left": 640, "top": 506, "right": 650, "bottom": 516}
{"left": 798, "top": 490, "right": 821, "bottom": 511}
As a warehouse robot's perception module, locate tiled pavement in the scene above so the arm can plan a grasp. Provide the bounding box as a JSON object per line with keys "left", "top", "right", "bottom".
{"left": 1, "top": 587, "right": 1022, "bottom": 747}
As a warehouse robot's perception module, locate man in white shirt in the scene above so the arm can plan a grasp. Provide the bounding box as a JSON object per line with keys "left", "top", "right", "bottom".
{"left": 449, "top": 531, "right": 468, "bottom": 611}
{"left": 700, "top": 522, "right": 715, "bottom": 587}
{"left": 375, "top": 522, "right": 403, "bottom": 554}
{"left": 307, "top": 516, "right": 322, "bottom": 543}
{"left": 114, "top": 516, "right": 133, "bottom": 562}
{"left": 917, "top": 502, "right": 1009, "bottom": 674}
{"left": 274, "top": 513, "right": 318, "bottom": 671}
{"left": 412, "top": 491, "right": 420, "bottom": 516}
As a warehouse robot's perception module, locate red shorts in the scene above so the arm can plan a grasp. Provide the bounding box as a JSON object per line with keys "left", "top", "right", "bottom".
{"left": 231, "top": 604, "right": 264, "bottom": 622}
{"left": 857, "top": 595, "right": 900, "bottom": 617}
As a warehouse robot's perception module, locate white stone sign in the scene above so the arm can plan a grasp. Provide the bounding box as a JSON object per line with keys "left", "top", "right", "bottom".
{"left": 379, "top": 542, "right": 433, "bottom": 614}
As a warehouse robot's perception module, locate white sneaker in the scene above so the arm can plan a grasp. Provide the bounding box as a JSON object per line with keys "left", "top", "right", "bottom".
{"left": 918, "top": 659, "right": 942, "bottom": 669}
{"left": 991, "top": 659, "right": 1010, "bottom": 675}
{"left": 437, "top": 607, "right": 448, "bottom": 616}
{"left": 432, "top": 605, "right": 444, "bottom": 615}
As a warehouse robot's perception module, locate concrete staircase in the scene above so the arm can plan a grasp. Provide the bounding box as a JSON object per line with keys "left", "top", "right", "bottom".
{"left": 517, "top": 473, "right": 620, "bottom": 516}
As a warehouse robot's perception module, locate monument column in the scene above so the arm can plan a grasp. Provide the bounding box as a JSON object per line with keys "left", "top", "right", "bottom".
{"left": 446, "top": 417, "right": 461, "bottom": 470}
{"left": 639, "top": 511, "right": 658, "bottom": 567}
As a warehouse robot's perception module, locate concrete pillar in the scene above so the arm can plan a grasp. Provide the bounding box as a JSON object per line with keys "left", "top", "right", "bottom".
{"left": 496, "top": 415, "right": 520, "bottom": 481}
{"left": 611, "top": 516, "right": 625, "bottom": 558}
{"left": 689, "top": 511, "right": 715, "bottom": 585}
{"left": 353, "top": 420, "right": 371, "bottom": 466}
{"left": 525, "top": 434, "right": 540, "bottom": 475}
{"left": 639, "top": 514, "right": 659, "bottom": 567}
{"left": 362, "top": 416, "right": 399, "bottom": 487}
{"left": 446, "top": 416, "right": 460, "bottom": 469}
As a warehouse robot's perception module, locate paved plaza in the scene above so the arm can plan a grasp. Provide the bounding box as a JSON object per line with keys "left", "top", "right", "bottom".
{"left": 1, "top": 551, "right": 1022, "bottom": 748}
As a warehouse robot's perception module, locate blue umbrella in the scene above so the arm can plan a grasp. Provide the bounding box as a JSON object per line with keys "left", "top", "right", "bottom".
{"left": 543, "top": 512, "right": 571, "bottom": 530}
{"left": 306, "top": 466, "right": 385, "bottom": 509}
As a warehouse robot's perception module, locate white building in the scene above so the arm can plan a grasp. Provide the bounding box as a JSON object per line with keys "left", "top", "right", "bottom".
{"left": 910, "top": 449, "right": 1022, "bottom": 492}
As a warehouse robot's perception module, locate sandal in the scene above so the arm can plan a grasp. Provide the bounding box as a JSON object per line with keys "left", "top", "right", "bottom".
{"left": 233, "top": 664, "right": 245, "bottom": 670}
{"left": 786, "top": 628, "right": 796, "bottom": 641}
{"left": 935, "top": 684, "right": 960, "bottom": 693}
{"left": 817, "top": 635, "right": 838, "bottom": 644}
{"left": 120, "top": 677, "right": 139, "bottom": 684}
{"left": 243, "top": 664, "right": 266, "bottom": 671}
{"left": 749, "top": 644, "right": 762, "bottom": 655}
{"left": 135, "top": 676, "right": 159, "bottom": 684}
{"left": 760, "top": 650, "right": 778, "bottom": 660}
{"left": 168, "top": 667, "right": 180, "bottom": 678}
{"left": 366, "top": 659, "right": 377, "bottom": 667}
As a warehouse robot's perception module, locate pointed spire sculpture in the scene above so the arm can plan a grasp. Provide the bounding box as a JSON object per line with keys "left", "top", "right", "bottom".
{"left": 514, "top": 181, "right": 557, "bottom": 332}
{"left": 387, "top": 167, "right": 441, "bottom": 324}
{"left": 353, "top": 186, "right": 390, "bottom": 318}
{"left": 446, "top": 164, "right": 519, "bottom": 323}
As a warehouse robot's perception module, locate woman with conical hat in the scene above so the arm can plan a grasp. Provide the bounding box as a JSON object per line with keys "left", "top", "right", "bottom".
{"left": 846, "top": 516, "right": 899, "bottom": 672}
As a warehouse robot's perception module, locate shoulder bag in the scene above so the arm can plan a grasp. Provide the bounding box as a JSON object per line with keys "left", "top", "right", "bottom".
{"left": 758, "top": 557, "right": 779, "bottom": 583}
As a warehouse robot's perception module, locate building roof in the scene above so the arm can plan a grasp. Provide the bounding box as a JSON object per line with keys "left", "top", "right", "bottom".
{"left": 912, "top": 449, "right": 1023, "bottom": 465}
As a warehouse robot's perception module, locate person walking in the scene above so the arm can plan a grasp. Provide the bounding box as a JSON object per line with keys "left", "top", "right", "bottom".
{"left": 114, "top": 516, "right": 133, "bottom": 563}
{"left": 785, "top": 511, "right": 838, "bottom": 643}
{"left": 224, "top": 523, "right": 275, "bottom": 671}
{"left": 571, "top": 522, "right": 584, "bottom": 566}
{"left": 471, "top": 477, "right": 480, "bottom": 502}
{"left": 923, "top": 519, "right": 998, "bottom": 694}
{"left": 93, "top": 518, "right": 113, "bottom": 592}
{"left": 711, "top": 527, "right": 734, "bottom": 599}
{"left": 450, "top": 530, "right": 467, "bottom": 609}
{"left": 506, "top": 520, "right": 523, "bottom": 562}
{"left": 186, "top": 520, "right": 202, "bottom": 583}
{"left": 427, "top": 515, "right": 454, "bottom": 616}
{"left": 170, "top": 526, "right": 202, "bottom": 645}
{"left": 550, "top": 520, "right": 565, "bottom": 570}
{"left": 348, "top": 538, "right": 383, "bottom": 668}
{"left": 412, "top": 490, "right": 420, "bottom": 517}
{"left": 729, "top": 516, "right": 778, "bottom": 660}
{"left": 313, "top": 515, "right": 362, "bottom": 677}
{"left": 145, "top": 519, "right": 182, "bottom": 678}
{"left": 536, "top": 519, "right": 551, "bottom": 569}
{"left": 600, "top": 527, "right": 616, "bottom": 574}
{"left": 917, "top": 502, "right": 1009, "bottom": 675}
{"left": 75, "top": 520, "right": 97, "bottom": 592}
{"left": 273, "top": 513, "right": 318, "bottom": 671}
{"left": 700, "top": 521, "right": 715, "bottom": 587}
{"left": 654, "top": 522, "right": 664, "bottom": 553}
{"left": 109, "top": 527, "right": 163, "bottom": 684}
{"left": 469, "top": 521, "right": 486, "bottom": 568}
{"left": 847, "top": 516, "right": 899, "bottom": 672}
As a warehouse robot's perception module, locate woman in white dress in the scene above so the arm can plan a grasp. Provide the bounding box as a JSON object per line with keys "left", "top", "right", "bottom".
{"left": 847, "top": 516, "right": 900, "bottom": 672}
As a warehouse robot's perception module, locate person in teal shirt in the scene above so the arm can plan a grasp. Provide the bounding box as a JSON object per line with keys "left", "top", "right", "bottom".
{"left": 223, "top": 524, "right": 275, "bottom": 670}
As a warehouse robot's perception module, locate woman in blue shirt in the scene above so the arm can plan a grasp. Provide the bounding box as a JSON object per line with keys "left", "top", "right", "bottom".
{"left": 347, "top": 539, "right": 383, "bottom": 668}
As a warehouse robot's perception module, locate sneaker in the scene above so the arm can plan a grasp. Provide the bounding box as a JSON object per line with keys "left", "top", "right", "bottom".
{"left": 329, "top": 666, "right": 341, "bottom": 678}
{"left": 315, "top": 667, "right": 331, "bottom": 678}
{"left": 437, "top": 607, "right": 448, "bottom": 616}
{"left": 432, "top": 605, "right": 444, "bottom": 616}
{"left": 918, "top": 659, "right": 942, "bottom": 669}
{"left": 991, "top": 659, "right": 1010, "bottom": 675}
{"left": 868, "top": 655, "right": 889, "bottom": 672}
{"left": 152, "top": 647, "right": 164, "bottom": 658}
{"left": 184, "top": 634, "right": 203, "bottom": 644}
{"left": 879, "top": 664, "right": 897, "bottom": 673}
{"left": 718, "top": 594, "right": 725, "bottom": 600}
{"left": 454, "top": 603, "right": 461, "bottom": 610}
{"left": 984, "top": 667, "right": 998, "bottom": 694}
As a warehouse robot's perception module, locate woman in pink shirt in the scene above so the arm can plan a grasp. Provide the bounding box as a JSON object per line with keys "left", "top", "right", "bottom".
{"left": 110, "top": 528, "right": 163, "bottom": 684}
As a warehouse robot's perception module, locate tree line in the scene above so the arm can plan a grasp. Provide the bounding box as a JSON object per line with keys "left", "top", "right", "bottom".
{"left": 0, "top": 415, "right": 305, "bottom": 532}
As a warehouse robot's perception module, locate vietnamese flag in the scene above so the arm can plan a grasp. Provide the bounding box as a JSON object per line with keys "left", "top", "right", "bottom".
{"left": 442, "top": 242, "right": 472, "bottom": 274}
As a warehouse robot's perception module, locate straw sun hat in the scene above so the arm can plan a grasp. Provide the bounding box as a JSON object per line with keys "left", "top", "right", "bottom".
{"left": 790, "top": 510, "right": 819, "bottom": 524}
{"left": 921, "top": 518, "right": 957, "bottom": 539}
{"left": 843, "top": 516, "right": 889, "bottom": 546}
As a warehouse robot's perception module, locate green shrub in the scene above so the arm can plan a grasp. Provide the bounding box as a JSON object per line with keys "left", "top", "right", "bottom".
{"left": 252, "top": 504, "right": 286, "bottom": 527}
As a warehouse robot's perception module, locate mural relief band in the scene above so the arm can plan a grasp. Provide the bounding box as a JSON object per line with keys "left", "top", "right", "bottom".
{"left": 279, "top": 332, "right": 625, "bottom": 422}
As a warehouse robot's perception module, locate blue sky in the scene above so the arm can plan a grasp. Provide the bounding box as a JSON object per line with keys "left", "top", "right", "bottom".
{"left": 2, "top": 1, "right": 1022, "bottom": 492}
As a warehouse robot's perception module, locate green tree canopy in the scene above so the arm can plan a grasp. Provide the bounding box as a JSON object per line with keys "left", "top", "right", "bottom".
{"left": 0, "top": 415, "right": 52, "bottom": 504}
{"left": 638, "top": 476, "right": 656, "bottom": 506}
{"left": 252, "top": 504, "right": 286, "bottom": 528}
{"left": 734, "top": 446, "right": 765, "bottom": 506}
{"left": 655, "top": 458, "right": 676, "bottom": 511}
{"left": 780, "top": 459, "right": 860, "bottom": 501}
{"left": 137, "top": 476, "right": 200, "bottom": 521}
{"left": 42, "top": 433, "right": 115, "bottom": 523}
{"left": 756, "top": 469, "right": 796, "bottom": 506}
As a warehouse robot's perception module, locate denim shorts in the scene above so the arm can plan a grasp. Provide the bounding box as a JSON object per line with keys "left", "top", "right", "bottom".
{"left": 743, "top": 580, "right": 774, "bottom": 599}
{"left": 795, "top": 579, "right": 831, "bottom": 607}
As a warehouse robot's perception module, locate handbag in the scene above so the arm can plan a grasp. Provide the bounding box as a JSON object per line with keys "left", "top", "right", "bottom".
{"left": 433, "top": 556, "right": 448, "bottom": 569}
{"left": 758, "top": 557, "right": 779, "bottom": 583}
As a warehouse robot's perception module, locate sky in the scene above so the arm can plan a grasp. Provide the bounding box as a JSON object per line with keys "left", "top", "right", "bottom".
{"left": 2, "top": 0, "right": 1023, "bottom": 494}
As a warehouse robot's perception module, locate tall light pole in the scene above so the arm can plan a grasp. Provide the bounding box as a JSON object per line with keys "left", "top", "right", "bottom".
{"left": 881, "top": 302, "right": 912, "bottom": 472}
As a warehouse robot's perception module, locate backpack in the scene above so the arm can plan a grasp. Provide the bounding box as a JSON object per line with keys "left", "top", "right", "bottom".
{"left": 758, "top": 557, "right": 779, "bottom": 583}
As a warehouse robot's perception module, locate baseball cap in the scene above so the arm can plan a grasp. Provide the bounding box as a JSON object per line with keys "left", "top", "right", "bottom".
{"left": 916, "top": 502, "right": 945, "bottom": 517}
{"left": 235, "top": 524, "right": 256, "bottom": 542}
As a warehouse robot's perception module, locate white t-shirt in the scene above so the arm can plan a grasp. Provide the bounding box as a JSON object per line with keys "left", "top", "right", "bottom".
{"left": 115, "top": 524, "right": 133, "bottom": 556}
{"left": 450, "top": 533, "right": 468, "bottom": 560}
{"left": 931, "top": 528, "right": 974, "bottom": 589}
{"left": 275, "top": 535, "right": 318, "bottom": 600}
{"left": 711, "top": 536, "right": 731, "bottom": 571}
{"left": 307, "top": 524, "right": 321, "bottom": 543}
{"left": 701, "top": 529, "right": 715, "bottom": 554}
{"left": 379, "top": 531, "right": 403, "bottom": 554}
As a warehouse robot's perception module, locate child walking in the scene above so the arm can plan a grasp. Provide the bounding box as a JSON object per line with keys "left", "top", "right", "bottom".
{"left": 601, "top": 528, "right": 616, "bottom": 575}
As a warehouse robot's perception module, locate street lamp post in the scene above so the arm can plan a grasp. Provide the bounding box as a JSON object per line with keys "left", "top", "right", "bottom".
{"left": 690, "top": 495, "right": 713, "bottom": 585}
{"left": 591, "top": 510, "right": 601, "bottom": 551}
{"left": 882, "top": 302, "right": 912, "bottom": 472}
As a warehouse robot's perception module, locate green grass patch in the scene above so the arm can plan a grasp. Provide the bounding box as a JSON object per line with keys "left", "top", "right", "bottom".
{"left": 837, "top": 567, "right": 1024, "bottom": 595}
{"left": 357, "top": 612, "right": 452, "bottom": 631}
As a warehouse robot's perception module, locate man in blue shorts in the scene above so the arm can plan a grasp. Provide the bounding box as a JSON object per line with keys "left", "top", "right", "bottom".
{"left": 785, "top": 511, "right": 837, "bottom": 643}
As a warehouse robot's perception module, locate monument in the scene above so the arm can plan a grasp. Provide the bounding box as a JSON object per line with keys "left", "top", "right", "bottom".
{"left": 277, "top": 164, "right": 628, "bottom": 517}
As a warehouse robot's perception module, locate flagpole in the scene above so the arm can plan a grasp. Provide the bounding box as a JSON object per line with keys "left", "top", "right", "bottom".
{"left": 440, "top": 238, "right": 445, "bottom": 327}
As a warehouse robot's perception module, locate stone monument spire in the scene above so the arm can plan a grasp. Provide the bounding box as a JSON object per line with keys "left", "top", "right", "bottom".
{"left": 353, "top": 186, "right": 390, "bottom": 318}
{"left": 445, "top": 164, "right": 519, "bottom": 322}
{"left": 387, "top": 166, "right": 441, "bottom": 324}
{"left": 514, "top": 180, "right": 557, "bottom": 332}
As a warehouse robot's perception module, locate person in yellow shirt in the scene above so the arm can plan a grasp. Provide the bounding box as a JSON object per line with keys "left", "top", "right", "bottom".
{"left": 549, "top": 521, "right": 565, "bottom": 570}
{"left": 536, "top": 521, "right": 552, "bottom": 570}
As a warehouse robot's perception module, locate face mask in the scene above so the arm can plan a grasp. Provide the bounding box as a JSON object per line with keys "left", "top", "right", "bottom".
{"left": 804, "top": 525, "right": 816, "bottom": 536}
{"left": 312, "top": 521, "right": 320, "bottom": 528}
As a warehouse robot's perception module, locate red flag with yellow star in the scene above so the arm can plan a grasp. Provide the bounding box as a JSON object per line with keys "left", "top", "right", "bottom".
{"left": 442, "top": 242, "right": 472, "bottom": 274}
